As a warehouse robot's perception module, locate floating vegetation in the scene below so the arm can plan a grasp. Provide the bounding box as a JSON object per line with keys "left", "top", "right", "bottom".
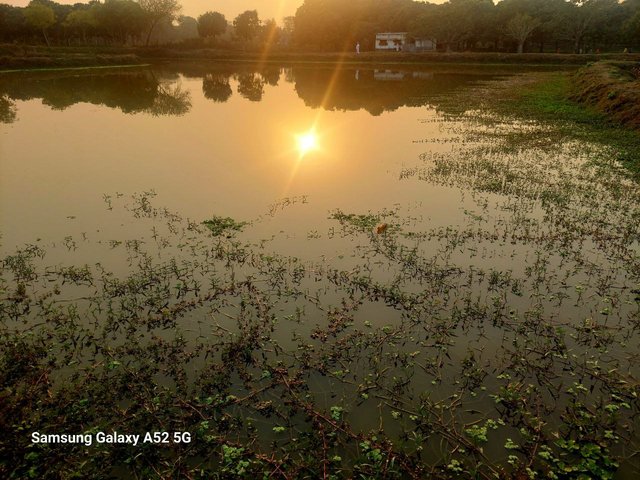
{"left": 1, "top": 71, "right": 640, "bottom": 479}
{"left": 267, "top": 196, "right": 309, "bottom": 217}
{"left": 202, "top": 215, "right": 248, "bottom": 237}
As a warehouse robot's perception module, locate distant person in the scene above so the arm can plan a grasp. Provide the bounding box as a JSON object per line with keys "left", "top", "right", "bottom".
{"left": 356, "top": 42, "right": 360, "bottom": 54}
{"left": 624, "top": 47, "right": 629, "bottom": 54}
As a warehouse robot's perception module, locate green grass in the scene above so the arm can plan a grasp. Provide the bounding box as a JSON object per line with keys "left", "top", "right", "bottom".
{"left": 507, "top": 72, "right": 640, "bottom": 177}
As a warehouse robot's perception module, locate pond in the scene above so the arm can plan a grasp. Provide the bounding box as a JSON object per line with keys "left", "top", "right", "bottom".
{"left": 1, "top": 64, "right": 501, "bottom": 255}
{"left": 1, "top": 63, "right": 639, "bottom": 479}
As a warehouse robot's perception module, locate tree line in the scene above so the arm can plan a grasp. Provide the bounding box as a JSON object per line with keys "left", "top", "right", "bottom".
{"left": 1, "top": 0, "right": 639, "bottom": 52}
{"left": 294, "top": 0, "right": 640, "bottom": 53}
{"left": 0, "top": 0, "right": 183, "bottom": 46}
{"left": 0, "top": 0, "right": 282, "bottom": 48}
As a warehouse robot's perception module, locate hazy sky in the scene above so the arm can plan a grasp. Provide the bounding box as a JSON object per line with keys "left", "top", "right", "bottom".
{"left": 6, "top": 0, "right": 304, "bottom": 22}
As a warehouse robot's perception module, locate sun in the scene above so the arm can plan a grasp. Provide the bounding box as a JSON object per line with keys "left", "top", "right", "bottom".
{"left": 296, "top": 130, "right": 318, "bottom": 157}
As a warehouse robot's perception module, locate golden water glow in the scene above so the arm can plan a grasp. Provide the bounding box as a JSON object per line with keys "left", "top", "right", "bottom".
{"left": 296, "top": 130, "right": 319, "bottom": 157}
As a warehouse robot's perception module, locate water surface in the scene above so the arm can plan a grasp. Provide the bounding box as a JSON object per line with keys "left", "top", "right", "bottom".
{"left": 1, "top": 63, "right": 638, "bottom": 479}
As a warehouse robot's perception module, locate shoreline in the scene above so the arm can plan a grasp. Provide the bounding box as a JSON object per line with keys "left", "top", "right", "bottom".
{"left": 497, "top": 69, "right": 640, "bottom": 175}
{"left": 2, "top": 47, "right": 639, "bottom": 72}
{"left": 570, "top": 61, "right": 640, "bottom": 131}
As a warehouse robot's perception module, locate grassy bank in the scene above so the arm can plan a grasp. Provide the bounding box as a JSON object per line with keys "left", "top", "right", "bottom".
{"left": 2, "top": 44, "right": 640, "bottom": 71}
{"left": 493, "top": 68, "right": 640, "bottom": 177}
{"left": 0, "top": 55, "right": 142, "bottom": 70}
{"left": 570, "top": 61, "right": 640, "bottom": 130}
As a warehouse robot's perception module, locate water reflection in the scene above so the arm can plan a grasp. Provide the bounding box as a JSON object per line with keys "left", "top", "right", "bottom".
{"left": 202, "top": 74, "right": 232, "bottom": 103}
{"left": 147, "top": 82, "right": 191, "bottom": 116}
{"left": 291, "top": 67, "right": 479, "bottom": 116}
{"left": 261, "top": 66, "right": 281, "bottom": 87}
{"left": 0, "top": 94, "right": 16, "bottom": 123}
{"left": 0, "top": 64, "right": 500, "bottom": 123}
{"left": 0, "top": 70, "right": 191, "bottom": 121}
{"left": 236, "top": 72, "right": 265, "bottom": 102}
{"left": 296, "top": 129, "right": 319, "bottom": 157}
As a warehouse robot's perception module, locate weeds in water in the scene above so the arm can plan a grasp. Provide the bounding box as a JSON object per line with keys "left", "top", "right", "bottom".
{"left": 202, "top": 215, "right": 248, "bottom": 236}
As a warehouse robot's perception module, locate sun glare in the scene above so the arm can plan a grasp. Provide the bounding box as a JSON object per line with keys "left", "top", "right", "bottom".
{"left": 296, "top": 130, "right": 318, "bottom": 157}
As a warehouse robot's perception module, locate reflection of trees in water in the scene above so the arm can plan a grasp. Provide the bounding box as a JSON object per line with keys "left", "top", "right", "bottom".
{"left": 147, "top": 82, "right": 191, "bottom": 116}
{"left": 260, "top": 67, "right": 280, "bottom": 87}
{"left": 174, "top": 65, "right": 283, "bottom": 104}
{"left": 292, "top": 68, "right": 496, "bottom": 116}
{"left": 235, "top": 73, "right": 265, "bottom": 102}
{"left": 190, "top": 65, "right": 497, "bottom": 115}
{"left": 202, "top": 74, "right": 232, "bottom": 103}
{"left": 283, "top": 68, "right": 295, "bottom": 84}
{"left": 0, "top": 73, "right": 156, "bottom": 112}
{"left": 1, "top": 65, "right": 497, "bottom": 119}
{"left": 0, "top": 71, "right": 191, "bottom": 117}
{"left": 0, "top": 95, "right": 17, "bottom": 123}
{"left": 153, "top": 64, "right": 285, "bottom": 104}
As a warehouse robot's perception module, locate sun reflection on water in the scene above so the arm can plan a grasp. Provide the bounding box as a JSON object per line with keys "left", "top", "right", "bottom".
{"left": 296, "top": 130, "right": 319, "bottom": 158}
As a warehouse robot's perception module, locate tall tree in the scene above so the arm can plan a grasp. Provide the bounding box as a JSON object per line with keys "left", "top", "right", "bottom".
{"left": 175, "top": 15, "right": 198, "bottom": 40}
{"left": 557, "top": 0, "right": 618, "bottom": 52}
{"left": 624, "top": 9, "right": 640, "bottom": 44}
{"left": 64, "top": 8, "right": 97, "bottom": 44}
{"left": 585, "top": 0, "right": 626, "bottom": 50}
{"left": 139, "top": 0, "right": 181, "bottom": 46}
{"left": 282, "top": 15, "right": 295, "bottom": 42}
{"left": 528, "top": 0, "right": 563, "bottom": 53}
{"left": 506, "top": 13, "right": 540, "bottom": 53}
{"left": 233, "top": 10, "right": 260, "bottom": 42}
{"left": 260, "top": 18, "right": 280, "bottom": 46}
{"left": 0, "top": 4, "right": 27, "bottom": 42}
{"left": 96, "top": 0, "right": 146, "bottom": 45}
{"left": 23, "top": 1, "right": 55, "bottom": 46}
{"left": 425, "top": 1, "right": 474, "bottom": 52}
{"left": 465, "top": 0, "right": 499, "bottom": 50}
{"left": 197, "top": 11, "right": 226, "bottom": 39}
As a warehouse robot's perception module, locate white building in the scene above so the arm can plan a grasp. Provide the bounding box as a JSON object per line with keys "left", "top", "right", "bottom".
{"left": 375, "top": 32, "right": 437, "bottom": 52}
{"left": 375, "top": 32, "right": 408, "bottom": 51}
